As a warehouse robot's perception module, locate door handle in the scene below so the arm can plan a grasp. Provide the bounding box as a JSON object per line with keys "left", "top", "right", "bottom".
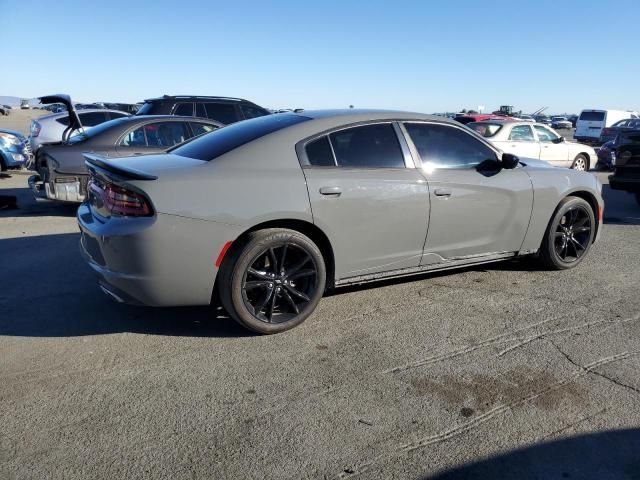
{"left": 434, "top": 188, "right": 452, "bottom": 197}
{"left": 319, "top": 186, "right": 342, "bottom": 196}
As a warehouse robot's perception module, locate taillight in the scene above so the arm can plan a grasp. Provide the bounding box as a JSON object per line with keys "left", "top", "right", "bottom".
{"left": 31, "top": 121, "right": 41, "bottom": 137}
{"left": 88, "top": 179, "right": 153, "bottom": 217}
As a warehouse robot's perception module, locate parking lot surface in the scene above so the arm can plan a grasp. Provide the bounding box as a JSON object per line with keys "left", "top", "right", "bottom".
{"left": 1, "top": 157, "right": 640, "bottom": 478}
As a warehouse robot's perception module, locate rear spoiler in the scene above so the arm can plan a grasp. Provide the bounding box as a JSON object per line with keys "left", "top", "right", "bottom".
{"left": 83, "top": 153, "right": 158, "bottom": 181}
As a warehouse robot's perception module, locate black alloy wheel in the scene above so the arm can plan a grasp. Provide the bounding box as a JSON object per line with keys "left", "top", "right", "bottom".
{"left": 540, "top": 196, "right": 595, "bottom": 270}
{"left": 219, "top": 228, "right": 326, "bottom": 334}
{"left": 242, "top": 243, "right": 318, "bottom": 324}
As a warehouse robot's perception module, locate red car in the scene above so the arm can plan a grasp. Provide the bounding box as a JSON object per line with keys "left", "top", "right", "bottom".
{"left": 455, "top": 114, "right": 513, "bottom": 125}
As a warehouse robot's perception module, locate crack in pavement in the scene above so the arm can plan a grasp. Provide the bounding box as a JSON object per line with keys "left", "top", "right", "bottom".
{"left": 338, "top": 350, "right": 640, "bottom": 479}
{"left": 549, "top": 339, "right": 640, "bottom": 396}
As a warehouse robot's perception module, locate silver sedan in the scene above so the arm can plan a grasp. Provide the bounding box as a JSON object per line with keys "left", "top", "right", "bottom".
{"left": 78, "top": 110, "right": 604, "bottom": 333}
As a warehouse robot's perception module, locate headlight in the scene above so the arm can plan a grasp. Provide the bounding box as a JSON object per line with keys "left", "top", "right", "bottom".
{"left": 11, "top": 153, "right": 25, "bottom": 161}
{"left": 0, "top": 132, "right": 22, "bottom": 147}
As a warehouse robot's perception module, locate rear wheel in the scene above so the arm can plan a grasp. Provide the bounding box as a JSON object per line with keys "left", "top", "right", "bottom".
{"left": 571, "top": 154, "right": 588, "bottom": 171}
{"left": 218, "top": 229, "right": 326, "bottom": 334}
{"left": 539, "top": 196, "right": 595, "bottom": 270}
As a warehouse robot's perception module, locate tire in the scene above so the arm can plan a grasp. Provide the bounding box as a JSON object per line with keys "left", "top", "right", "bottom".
{"left": 539, "top": 196, "right": 595, "bottom": 270}
{"left": 218, "top": 228, "right": 326, "bottom": 334}
{"left": 571, "top": 154, "right": 589, "bottom": 171}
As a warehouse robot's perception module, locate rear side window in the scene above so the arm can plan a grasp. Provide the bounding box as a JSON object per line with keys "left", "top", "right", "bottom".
{"left": 468, "top": 123, "right": 502, "bottom": 138}
{"left": 305, "top": 136, "right": 335, "bottom": 166}
{"left": 328, "top": 124, "right": 405, "bottom": 168}
{"left": 120, "top": 122, "right": 189, "bottom": 147}
{"left": 174, "top": 103, "right": 194, "bottom": 116}
{"left": 240, "top": 104, "right": 269, "bottom": 119}
{"left": 404, "top": 123, "right": 496, "bottom": 169}
{"left": 612, "top": 119, "right": 629, "bottom": 127}
{"left": 579, "top": 111, "right": 605, "bottom": 121}
{"left": 190, "top": 122, "right": 218, "bottom": 137}
{"left": 205, "top": 103, "right": 239, "bottom": 124}
{"left": 195, "top": 103, "right": 207, "bottom": 118}
{"left": 508, "top": 125, "right": 534, "bottom": 141}
{"left": 171, "top": 113, "right": 310, "bottom": 161}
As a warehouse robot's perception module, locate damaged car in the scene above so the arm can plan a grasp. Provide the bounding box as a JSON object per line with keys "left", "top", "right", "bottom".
{"left": 30, "top": 95, "right": 222, "bottom": 203}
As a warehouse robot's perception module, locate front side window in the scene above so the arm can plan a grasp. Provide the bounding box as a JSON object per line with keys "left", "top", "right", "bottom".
{"left": 328, "top": 123, "right": 405, "bottom": 168}
{"left": 404, "top": 123, "right": 496, "bottom": 169}
{"left": 205, "top": 103, "right": 239, "bottom": 124}
{"left": 533, "top": 125, "right": 559, "bottom": 143}
{"left": 508, "top": 125, "right": 535, "bottom": 141}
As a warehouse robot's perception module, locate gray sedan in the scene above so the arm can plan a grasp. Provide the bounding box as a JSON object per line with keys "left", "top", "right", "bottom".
{"left": 78, "top": 110, "right": 604, "bottom": 333}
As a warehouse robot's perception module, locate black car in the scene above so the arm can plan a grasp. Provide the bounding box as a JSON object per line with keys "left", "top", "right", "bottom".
{"left": 599, "top": 118, "right": 640, "bottom": 144}
{"left": 136, "top": 95, "right": 270, "bottom": 125}
{"left": 609, "top": 130, "right": 640, "bottom": 205}
{"left": 30, "top": 115, "right": 222, "bottom": 203}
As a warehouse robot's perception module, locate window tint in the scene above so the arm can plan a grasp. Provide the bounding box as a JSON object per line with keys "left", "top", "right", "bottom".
{"left": 579, "top": 111, "right": 605, "bottom": 121}
{"left": 171, "top": 113, "right": 310, "bottom": 161}
{"left": 79, "top": 112, "right": 107, "bottom": 126}
{"left": 205, "top": 103, "right": 239, "bottom": 124}
{"left": 328, "top": 124, "right": 405, "bottom": 168}
{"left": 195, "top": 103, "right": 207, "bottom": 118}
{"left": 404, "top": 123, "right": 496, "bottom": 169}
{"left": 533, "top": 125, "right": 558, "bottom": 142}
{"left": 120, "top": 122, "right": 189, "bottom": 147}
{"left": 305, "top": 136, "right": 335, "bottom": 166}
{"left": 173, "top": 103, "right": 194, "bottom": 116}
{"left": 240, "top": 104, "right": 269, "bottom": 119}
{"left": 190, "top": 122, "right": 218, "bottom": 138}
{"left": 508, "top": 125, "right": 535, "bottom": 141}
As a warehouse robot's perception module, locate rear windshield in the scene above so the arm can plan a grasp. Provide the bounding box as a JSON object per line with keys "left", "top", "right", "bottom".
{"left": 467, "top": 122, "right": 503, "bottom": 138}
{"left": 579, "top": 111, "right": 605, "bottom": 121}
{"left": 67, "top": 117, "right": 130, "bottom": 144}
{"left": 171, "top": 113, "right": 310, "bottom": 161}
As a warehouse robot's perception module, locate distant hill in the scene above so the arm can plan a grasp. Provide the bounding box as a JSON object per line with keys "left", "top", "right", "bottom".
{"left": 0, "top": 96, "right": 41, "bottom": 107}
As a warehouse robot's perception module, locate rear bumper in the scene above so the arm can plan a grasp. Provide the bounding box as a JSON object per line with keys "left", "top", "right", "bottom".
{"left": 29, "top": 172, "right": 88, "bottom": 203}
{"left": 77, "top": 203, "right": 241, "bottom": 307}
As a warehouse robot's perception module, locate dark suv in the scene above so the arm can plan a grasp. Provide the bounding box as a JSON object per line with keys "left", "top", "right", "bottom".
{"left": 136, "top": 95, "right": 270, "bottom": 125}
{"left": 609, "top": 130, "right": 640, "bottom": 205}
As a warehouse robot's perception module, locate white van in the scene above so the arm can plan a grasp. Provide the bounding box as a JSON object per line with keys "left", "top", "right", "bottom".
{"left": 575, "top": 109, "right": 639, "bottom": 144}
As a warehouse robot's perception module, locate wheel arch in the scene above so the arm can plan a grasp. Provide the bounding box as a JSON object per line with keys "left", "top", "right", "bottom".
{"left": 211, "top": 218, "right": 336, "bottom": 305}
{"left": 563, "top": 190, "right": 600, "bottom": 241}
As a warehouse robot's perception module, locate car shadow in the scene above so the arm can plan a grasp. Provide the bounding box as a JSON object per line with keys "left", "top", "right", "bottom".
{"left": 0, "top": 186, "right": 79, "bottom": 218}
{"left": 601, "top": 184, "right": 640, "bottom": 225}
{"left": 424, "top": 428, "right": 640, "bottom": 480}
{"left": 0, "top": 233, "right": 250, "bottom": 338}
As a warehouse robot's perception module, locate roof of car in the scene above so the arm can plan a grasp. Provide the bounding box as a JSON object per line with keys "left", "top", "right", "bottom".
{"left": 143, "top": 95, "right": 250, "bottom": 103}
{"left": 294, "top": 109, "right": 453, "bottom": 124}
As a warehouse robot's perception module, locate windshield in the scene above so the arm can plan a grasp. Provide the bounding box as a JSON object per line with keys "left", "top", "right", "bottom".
{"left": 67, "top": 117, "right": 130, "bottom": 144}
{"left": 170, "top": 113, "right": 311, "bottom": 161}
{"left": 467, "top": 122, "right": 503, "bottom": 138}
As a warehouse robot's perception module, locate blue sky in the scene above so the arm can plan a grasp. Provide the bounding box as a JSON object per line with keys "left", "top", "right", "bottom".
{"left": 1, "top": 0, "right": 639, "bottom": 113}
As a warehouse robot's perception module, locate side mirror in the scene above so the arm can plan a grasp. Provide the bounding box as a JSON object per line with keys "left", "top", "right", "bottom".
{"left": 552, "top": 136, "right": 565, "bottom": 144}
{"left": 501, "top": 153, "right": 519, "bottom": 169}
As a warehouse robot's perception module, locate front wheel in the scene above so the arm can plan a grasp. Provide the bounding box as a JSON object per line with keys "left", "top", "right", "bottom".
{"left": 218, "top": 229, "right": 326, "bottom": 334}
{"left": 539, "top": 196, "right": 595, "bottom": 270}
{"left": 571, "top": 154, "right": 588, "bottom": 171}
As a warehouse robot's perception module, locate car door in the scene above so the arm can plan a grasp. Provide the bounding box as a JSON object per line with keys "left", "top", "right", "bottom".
{"left": 500, "top": 124, "right": 541, "bottom": 160}
{"left": 402, "top": 122, "right": 533, "bottom": 264}
{"left": 300, "top": 122, "right": 430, "bottom": 279}
{"left": 115, "top": 121, "right": 190, "bottom": 157}
{"left": 534, "top": 125, "right": 569, "bottom": 167}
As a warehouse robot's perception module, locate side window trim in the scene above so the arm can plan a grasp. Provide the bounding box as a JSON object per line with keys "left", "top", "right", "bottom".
{"left": 400, "top": 121, "right": 500, "bottom": 170}
{"left": 296, "top": 120, "right": 414, "bottom": 169}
